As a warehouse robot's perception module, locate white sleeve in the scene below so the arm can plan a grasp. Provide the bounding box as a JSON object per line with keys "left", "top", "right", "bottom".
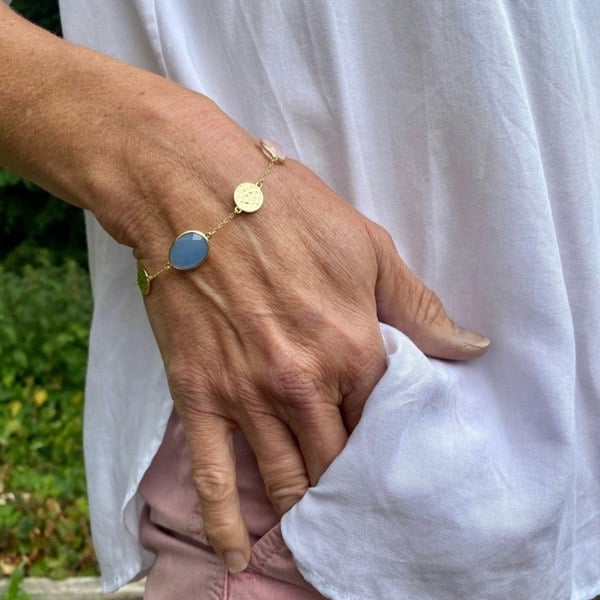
{"left": 282, "top": 324, "right": 574, "bottom": 600}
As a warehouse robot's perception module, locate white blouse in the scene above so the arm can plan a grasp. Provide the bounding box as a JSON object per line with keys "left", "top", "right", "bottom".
{"left": 57, "top": 1, "right": 600, "bottom": 598}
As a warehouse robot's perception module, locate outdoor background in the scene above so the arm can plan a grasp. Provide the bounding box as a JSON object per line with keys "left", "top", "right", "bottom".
{"left": 0, "top": 0, "right": 98, "bottom": 583}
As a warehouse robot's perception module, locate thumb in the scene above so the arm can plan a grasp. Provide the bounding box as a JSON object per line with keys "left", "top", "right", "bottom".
{"left": 371, "top": 225, "right": 490, "bottom": 360}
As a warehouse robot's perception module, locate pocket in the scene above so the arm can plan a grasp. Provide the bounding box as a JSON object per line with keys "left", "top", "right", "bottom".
{"left": 249, "top": 522, "right": 318, "bottom": 593}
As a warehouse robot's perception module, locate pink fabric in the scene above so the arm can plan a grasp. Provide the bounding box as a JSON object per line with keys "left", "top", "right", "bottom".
{"left": 138, "top": 410, "right": 325, "bottom": 599}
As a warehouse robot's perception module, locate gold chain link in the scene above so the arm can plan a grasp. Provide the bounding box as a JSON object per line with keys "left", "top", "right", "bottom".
{"left": 256, "top": 158, "right": 278, "bottom": 188}
{"left": 147, "top": 262, "right": 172, "bottom": 281}
{"left": 205, "top": 207, "right": 243, "bottom": 240}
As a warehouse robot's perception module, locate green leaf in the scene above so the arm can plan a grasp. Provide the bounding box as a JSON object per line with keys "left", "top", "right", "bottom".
{"left": 1, "top": 563, "right": 31, "bottom": 600}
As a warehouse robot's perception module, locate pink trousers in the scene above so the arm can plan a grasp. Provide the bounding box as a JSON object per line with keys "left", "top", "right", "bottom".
{"left": 138, "top": 411, "right": 325, "bottom": 599}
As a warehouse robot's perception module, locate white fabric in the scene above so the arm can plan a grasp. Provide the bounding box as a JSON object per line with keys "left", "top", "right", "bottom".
{"left": 57, "top": 1, "right": 600, "bottom": 598}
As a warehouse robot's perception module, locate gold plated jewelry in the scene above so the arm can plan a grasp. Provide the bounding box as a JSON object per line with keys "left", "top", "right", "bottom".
{"left": 233, "top": 182, "right": 264, "bottom": 212}
{"left": 136, "top": 139, "right": 284, "bottom": 296}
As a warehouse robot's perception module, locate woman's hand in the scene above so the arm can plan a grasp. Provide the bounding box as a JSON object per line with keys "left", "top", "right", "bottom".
{"left": 0, "top": 3, "right": 489, "bottom": 573}
{"left": 124, "top": 107, "right": 489, "bottom": 573}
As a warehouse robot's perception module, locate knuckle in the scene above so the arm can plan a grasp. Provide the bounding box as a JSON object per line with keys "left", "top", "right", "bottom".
{"left": 192, "top": 466, "right": 235, "bottom": 507}
{"left": 267, "top": 474, "right": 310, "bottom": 511}
{"left": 352, "top": 347, "right": 387, "bottom": 386}
{"left": 342, "top": 330, "right": 387, "bottom": 401}
{"left": 348, "top": 328, "right": 384, "bottom": 367}
{"left": 271, "top": 359, "right": 322, "bottom": 409}
{"left": 167, "top": 357, "right": 205, "bottom": 399}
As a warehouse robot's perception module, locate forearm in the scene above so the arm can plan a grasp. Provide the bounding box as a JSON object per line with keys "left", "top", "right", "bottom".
{"left": 1, "top": 4, "right": 138, "bottom": 197}
{"left": 0, "top": 3, "right": 253, "bottom": 251}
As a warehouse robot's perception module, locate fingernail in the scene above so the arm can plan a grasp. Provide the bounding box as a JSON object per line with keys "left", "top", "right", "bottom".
{"left": 223, "top": 551, "right": 248, "bottom": 573}
{"left": 455, "top": 325, "right": 491, "bottom": 349}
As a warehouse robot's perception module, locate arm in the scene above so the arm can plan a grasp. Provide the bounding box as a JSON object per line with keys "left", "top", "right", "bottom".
{"left": 0, "top": 3, "right": 489, "bottom": 573}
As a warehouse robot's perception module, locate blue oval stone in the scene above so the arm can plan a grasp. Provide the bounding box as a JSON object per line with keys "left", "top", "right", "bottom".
{"left": 168, "top": 231, "right": 209, "bottom": 270}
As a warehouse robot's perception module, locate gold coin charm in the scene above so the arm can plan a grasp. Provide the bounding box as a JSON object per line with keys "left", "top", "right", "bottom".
{"left": 234, "top": 182, "right": 264, "bottom": 213}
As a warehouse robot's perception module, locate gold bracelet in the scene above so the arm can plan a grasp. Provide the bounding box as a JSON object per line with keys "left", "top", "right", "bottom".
{"left": 136, "top": 138, "right": 284, "bottom": 296}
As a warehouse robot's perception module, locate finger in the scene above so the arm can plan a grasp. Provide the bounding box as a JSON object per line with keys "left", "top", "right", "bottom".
{"left": 371, "top": 226, "right": 490, "bottom": 360}
{"left": 242, "top": 414, "right": 310, "bottom": 515}
{"left": 288, "top": 399, "right": 348, "bottom": 485}
{"left": 182, "top": 411, "right": 251, "bottom": 573}
{"left": 341, "top": 341, "right": 388, "bottom": 432}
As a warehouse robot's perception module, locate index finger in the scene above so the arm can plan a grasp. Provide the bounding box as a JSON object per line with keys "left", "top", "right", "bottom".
{"left": 181, "top": 410, "right": 251, "bottom": 573}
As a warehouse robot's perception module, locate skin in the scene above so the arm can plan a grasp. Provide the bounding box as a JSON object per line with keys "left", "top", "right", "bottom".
{"left": 0, "top": 4, "right": 489, "bottom": 573}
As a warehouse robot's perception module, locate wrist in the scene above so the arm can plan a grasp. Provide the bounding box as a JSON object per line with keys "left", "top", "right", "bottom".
{"left": 135, "top": 138, "right": 286, "bottom": 296}
{"left": 118, "top": 104, "right": 269, "bottom": 262}
{"left": 0, "top": 4, "right": 286, "bottom": 271}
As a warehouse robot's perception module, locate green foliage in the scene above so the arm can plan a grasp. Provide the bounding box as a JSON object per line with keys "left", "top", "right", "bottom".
{"left": 1, "top": 564, "right": 30, "bottom": 600}
{"left": 0, "top": 0, "right": 94, "bottom": 580}
{"left": 0, "top": 248, "right": 96, "bottom": 578}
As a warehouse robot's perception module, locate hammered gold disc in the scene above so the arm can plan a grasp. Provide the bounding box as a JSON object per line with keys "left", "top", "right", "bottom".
{"left": 234, "top": 182, "right": 264, "bottom": 213}
{"left": 137, "top": 266, "right": 150, "bottom": 296}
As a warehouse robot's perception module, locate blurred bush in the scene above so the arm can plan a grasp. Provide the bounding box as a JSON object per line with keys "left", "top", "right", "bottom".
{"left": 0, "top": 248, "right": 96, "bottom": 577}
{"left": 0, "top": 0, "right": 94, "bottom": 580}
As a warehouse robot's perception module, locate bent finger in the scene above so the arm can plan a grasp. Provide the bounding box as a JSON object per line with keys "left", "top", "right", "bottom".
{"left": 182, "top": 411, "right": 250, "bottom": 573}
{"left": 342, "top": 343, "right": 388, "bottom": 432}
{"left": 242, "top": 414, "right": 310, "bottom": 515}
{"left": 289, "top": 399, "right": 348, "bottom": 485}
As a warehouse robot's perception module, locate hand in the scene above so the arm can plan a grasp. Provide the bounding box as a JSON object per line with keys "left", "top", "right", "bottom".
{"left": 128, "top": 111, "right": 490, "bottom": 573}
{"left": 0, "top": 10, "right": 489, "bottom": 573}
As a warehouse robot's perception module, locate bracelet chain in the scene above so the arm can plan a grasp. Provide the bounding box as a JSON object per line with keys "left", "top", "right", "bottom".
{"left": 136, "top": 143, "right": 282, "bottom": 296}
